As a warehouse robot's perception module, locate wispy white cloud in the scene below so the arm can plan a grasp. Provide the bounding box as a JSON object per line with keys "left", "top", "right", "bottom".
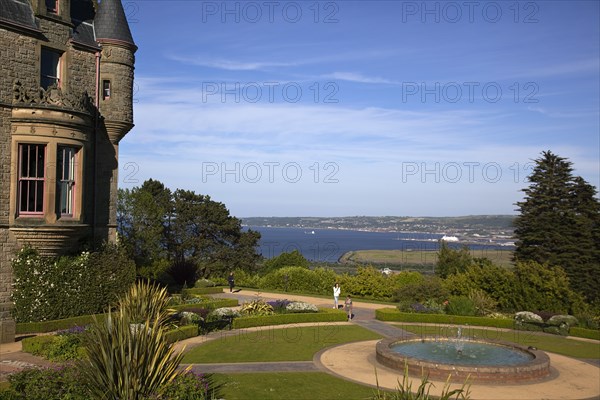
{"left": 167, "top": 55, "right": 297, "bottom": 71}
{"left": 322, "top": 72, "right": 399, "bottom": 85}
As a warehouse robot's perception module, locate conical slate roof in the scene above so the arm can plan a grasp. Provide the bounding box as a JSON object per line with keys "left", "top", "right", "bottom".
{"left": 94, "top": 0, "right": 135, "bottom": 47}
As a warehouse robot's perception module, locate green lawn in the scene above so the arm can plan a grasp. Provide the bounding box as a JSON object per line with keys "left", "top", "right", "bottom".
{"left": 212, "top": 372, "right": 378, "bottom": 400}
{"left": 183, "top": 325, "right": 382, "bottom": 363}
{"left": 397, "top": 324, "right": 600, "bottom": 359}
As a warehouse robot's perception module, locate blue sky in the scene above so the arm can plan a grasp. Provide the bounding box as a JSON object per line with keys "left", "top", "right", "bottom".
{"left": 120, "top": 0, "right": 600, "bottom": 217}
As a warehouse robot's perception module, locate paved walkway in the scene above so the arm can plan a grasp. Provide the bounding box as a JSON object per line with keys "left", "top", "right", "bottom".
{"left": 1, "top": 290, "right": 599, "bottom": 400}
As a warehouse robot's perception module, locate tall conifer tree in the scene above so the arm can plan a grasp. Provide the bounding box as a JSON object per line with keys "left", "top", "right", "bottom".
{"left": 514, "top": 151, "right": 600, "bottom": 302}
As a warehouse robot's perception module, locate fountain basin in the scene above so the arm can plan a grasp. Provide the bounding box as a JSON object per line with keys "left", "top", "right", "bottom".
{"left": 376, "top": 337, "right": 551, "bottom": 383}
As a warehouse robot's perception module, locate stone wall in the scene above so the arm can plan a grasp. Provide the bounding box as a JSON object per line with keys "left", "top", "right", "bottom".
{"left": 0, "top": 25, "right": 38, "bottom": 344}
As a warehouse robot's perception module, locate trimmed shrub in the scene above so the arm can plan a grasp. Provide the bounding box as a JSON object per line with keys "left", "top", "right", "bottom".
{"left": 164, "top": 325, "right": 198, "bottom": 344}
{"left": 183, "top": 287, "right": 223, "bottom": 295}
{"left": 232, "top": 309, "right": 347, "bottom": 329}
{"left": 376, "top": 308, "right": 515, "bottom": 329}
{"left": 17, "top": 314, "right": 107, "bottom": 334}
{"left": 170, "top": 298, "right": 237, "bottom": 312}
{"left": 569, "top": 327, "right": 600, "bottom": 341}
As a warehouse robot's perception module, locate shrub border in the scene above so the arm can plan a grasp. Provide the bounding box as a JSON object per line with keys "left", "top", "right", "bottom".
{"left": 376, "top": 308, "right": 515, "bottom": 329}
{"left": 183, "top": 287, "right": 224, "bottom": 295}
{"left": 164, "top": 325, "right": 198, "bottom": 344}
{"left": 232, "top": 308, "right": 347, "bottom": 329}
{"left": 570, "top": 327, "right": 600, "bottom": 341}
{"left": 16, "top": 314, "right": 108, "bottom": 334}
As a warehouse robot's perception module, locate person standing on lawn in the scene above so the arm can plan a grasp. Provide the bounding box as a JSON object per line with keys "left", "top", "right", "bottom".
{"left": 333, "top": 282, "right": 341, "bottom": 309}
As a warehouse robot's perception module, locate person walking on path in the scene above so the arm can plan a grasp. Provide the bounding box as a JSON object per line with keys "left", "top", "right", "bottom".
{"left": 344, "top": 295, "right": 353, "bottom": 320}
{"left": 333, "top": 283, "right": 341, "bottom": 309}
{"left": 228, "top": 272, "right": 235, "bottom": 292}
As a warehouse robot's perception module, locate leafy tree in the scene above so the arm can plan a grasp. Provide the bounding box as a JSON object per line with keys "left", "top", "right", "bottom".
{"left": 514, "top": 151, "right": 600, "bottom": 302}
{"left": 262, "top": 249, "right": 309, "bottom": 274}
{"left": 117, "top": 180, "right": 261, "bottom": 281}
{"left": 435, "top": 242, "right": 472, "bottom": 278}
{"left": 117, "top": 179, "right": 171, "bottom": 270}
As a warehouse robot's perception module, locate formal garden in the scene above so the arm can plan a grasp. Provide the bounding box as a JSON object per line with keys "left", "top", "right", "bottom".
{"left": 1, "top": 151, "right": 599, "bottom": 399}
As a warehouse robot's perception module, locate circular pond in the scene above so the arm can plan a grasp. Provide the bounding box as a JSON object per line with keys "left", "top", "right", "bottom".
{"left": 376, "top": 337, "right": 551, "bottom": 383}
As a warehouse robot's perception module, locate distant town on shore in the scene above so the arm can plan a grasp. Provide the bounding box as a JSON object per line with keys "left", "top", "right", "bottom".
{"left": 242, "top": 215, "right": 516, "bottom": 245}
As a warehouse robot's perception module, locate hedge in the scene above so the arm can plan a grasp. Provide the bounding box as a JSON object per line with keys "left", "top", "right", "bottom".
{"left": 375, "top": 308, "right": 515, "bottom": 329}
{"left": 164, "top": 325, "right": 198, "bottom": 344}
{"left": 182, "top": 287, "right": 223, "bottom": 295}
{"left": 570, "top": 327, "right": 600, "bottom": 341}
{"left": 170, "top": 298, "right": 238, "bottom": 312}
{"left": 12, "top": 245, "right": 135, "bottom": 323}
{"left": 16, "top": 314, "right": 108, "bottom": 334}
{"left": 232, "top": 308, "right": 347, "bottom": 329}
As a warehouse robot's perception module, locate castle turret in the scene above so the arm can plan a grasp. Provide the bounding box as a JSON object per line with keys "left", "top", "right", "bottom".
{"left": 92, "top": 0, "right": 137, "bottom": 243}
{"left": 95, "top": 0, "right": 137, "bottom": 143}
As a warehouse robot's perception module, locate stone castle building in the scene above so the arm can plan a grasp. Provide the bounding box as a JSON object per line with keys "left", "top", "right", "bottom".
{"left": 0, "top": 0, "right": 136, "bottom": 343}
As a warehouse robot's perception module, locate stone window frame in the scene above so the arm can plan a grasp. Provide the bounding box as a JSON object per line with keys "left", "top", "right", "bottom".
{"left": 11, "top": 131, "right": 86, "bottom": 225}
{"left": 40, "top": 47, "right": 63, "bottom": 90}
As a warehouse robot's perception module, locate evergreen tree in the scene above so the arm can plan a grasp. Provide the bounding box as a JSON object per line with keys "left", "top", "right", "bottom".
{"left": 514, "top": 151, "right": 600, "bottom": 302}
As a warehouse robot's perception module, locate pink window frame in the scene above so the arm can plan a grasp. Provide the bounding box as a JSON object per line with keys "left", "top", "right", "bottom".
{"left": 57, "top": 146, "right": 77, "bottom": 217}
{"left": 18, "top": 143, "right": 46, "bottom": 216}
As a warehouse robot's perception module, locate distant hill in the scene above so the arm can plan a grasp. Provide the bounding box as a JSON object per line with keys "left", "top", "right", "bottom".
{"left": 242, "top": 215, "right": 515, "bottom": 237}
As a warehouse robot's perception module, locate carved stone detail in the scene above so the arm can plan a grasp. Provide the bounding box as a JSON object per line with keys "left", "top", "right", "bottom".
{"left": 13, "top": 80, "right": 96, "bottom": 115}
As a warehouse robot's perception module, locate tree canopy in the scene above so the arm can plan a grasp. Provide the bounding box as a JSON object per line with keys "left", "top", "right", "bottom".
{"left": 513, "top": 151, "right": 600, "bottom": 302}
{"left": 117, "top": 179, "right": 261, "bottom": 282}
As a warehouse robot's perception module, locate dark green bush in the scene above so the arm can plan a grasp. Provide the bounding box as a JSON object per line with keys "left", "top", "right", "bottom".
{"left": 21, "top": 335, "right": 55, "bottom": 356}
{"left": 445, "top": 296, "right": 477, "bottom": 316}
{"left": 3, "top": 366, "right": 90, "bottom": 399}
{"left": 11, "top": 245, "right": 135, "bottom": 323}
{"left": 393, "top": 275, "right": 449, "bottom": 303}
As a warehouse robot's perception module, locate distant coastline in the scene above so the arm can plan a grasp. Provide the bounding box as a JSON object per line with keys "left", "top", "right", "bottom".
{"left": 248, "top": 225, "right": 515, "bottom": 262}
